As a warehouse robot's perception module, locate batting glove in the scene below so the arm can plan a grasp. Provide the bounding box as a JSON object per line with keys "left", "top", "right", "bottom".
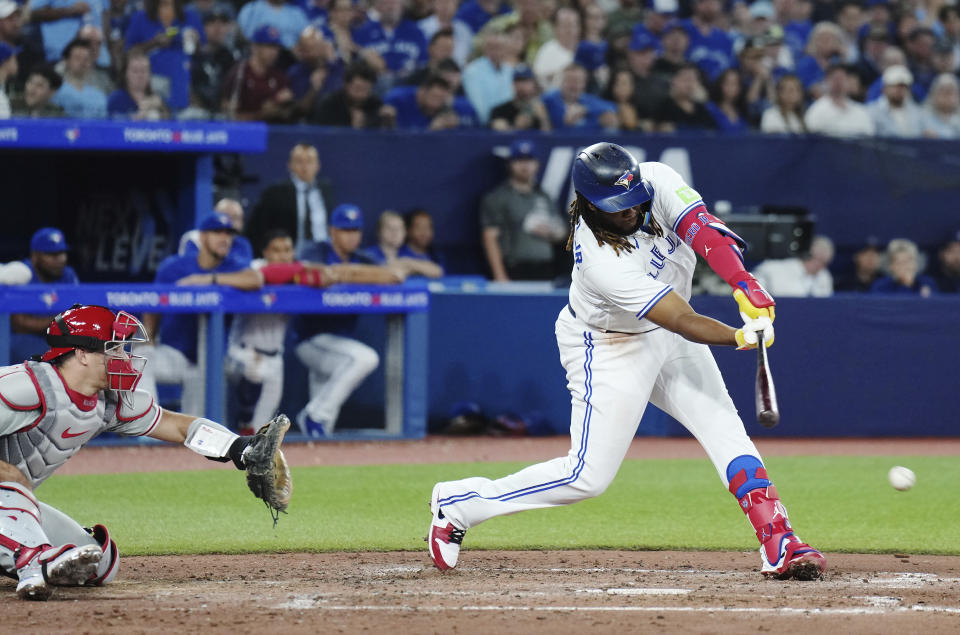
{"left": 735, "top": 316, "right": 774, "bottom": 350}
{"left": 733, "top": 279, "right": 775, "bottom": 325}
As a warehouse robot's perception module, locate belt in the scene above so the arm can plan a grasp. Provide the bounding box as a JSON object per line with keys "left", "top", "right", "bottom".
{"left": 567, "top": 303, "right": 660, "bottom": 335}
{"left": 240, "top": 343, "right": 281, "bottom": 356}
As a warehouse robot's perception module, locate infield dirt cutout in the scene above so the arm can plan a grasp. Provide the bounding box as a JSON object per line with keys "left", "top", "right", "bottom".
{"left": 5, "top": 437, "right": 959, "bottom": 633}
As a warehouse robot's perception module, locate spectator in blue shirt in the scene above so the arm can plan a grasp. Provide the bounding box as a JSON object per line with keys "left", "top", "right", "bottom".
{"left": 352, "top": 0, "right": 428, "bottom": 88}
{"left": 138, "top": 212, "right": 262, "bottom": 415}
{"left": 870, "top": 238, "right": 939, "bottom": 296}
{"left": 8, "top": 227, "right": 80, "bottom": 364}
{"left": 382, "top": 73, "right": 459, "bottom": 130}
{"left": 52, "top": 38, "right": 108, "bottom": 117}
{"left": 288, "top": 24, "right": 344, "bottom": 118}
{"left": 238, "top": 0, "right": 310, "bottom": 49}
{"left": 30, "top": 0, "right": 109, "bottom": 64}
{"left": 679, "top": 0, "right": 735, "bottom": 81}
{"left": 794, "top": 21, "right": 846, "bottom": 98}
{"left": 454, "top": 0, "right": 510, "bottom": 35}
{"left": 705, "top": 67, "right": 750, "bottom": 133}
{"left": 542, "top": 63, "right": 618, "bottom": 130}
{"left": 107, "top": 51, "right": 170, "bottom": 118}
{"left": 462, "top": 29, "right": 513, "bottom": 124}
{"left": 124, "top": 0, "right": 205, "bottom": 111}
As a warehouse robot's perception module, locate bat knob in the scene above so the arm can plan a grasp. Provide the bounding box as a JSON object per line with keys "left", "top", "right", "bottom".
{"left": 758, "top": 411, "right": 780, "bottom": 428}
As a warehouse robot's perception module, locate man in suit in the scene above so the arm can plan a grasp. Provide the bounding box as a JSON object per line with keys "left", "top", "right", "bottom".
{"left": 245, "top": 143, "right": 335, "bottom": 257}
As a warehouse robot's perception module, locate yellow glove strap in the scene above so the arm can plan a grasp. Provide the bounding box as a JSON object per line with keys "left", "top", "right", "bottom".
{"left": 733, "top": 289, "right": 775, "bottom": 322}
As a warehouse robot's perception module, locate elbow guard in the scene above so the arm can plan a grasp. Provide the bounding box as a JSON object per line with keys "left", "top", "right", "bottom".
{"left": 676, "top": 207, "right": 749, "bottom": 281}
{"left": 260, "top": 262, "right": 307, "bottom": 285}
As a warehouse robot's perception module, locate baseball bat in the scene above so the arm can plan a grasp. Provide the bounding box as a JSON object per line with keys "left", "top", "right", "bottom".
{"left": 755, "top": 331, "right": 780, "bottom": 428}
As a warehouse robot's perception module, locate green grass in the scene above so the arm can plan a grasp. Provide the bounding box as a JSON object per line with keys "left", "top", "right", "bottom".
{"left": 38, "top": 456, "right": 956, "bottom": 556}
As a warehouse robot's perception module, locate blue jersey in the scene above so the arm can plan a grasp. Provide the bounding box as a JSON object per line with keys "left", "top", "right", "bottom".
{"left": 454, "top": 0, "right": 511, "bottom": 33}
{"left": 296, "top": 241, "right": 375, "bottom": 337}
{"left": 153, "top": 254, "right": 249, "bottom": 362}
{"left": 125, "top": 9, "right": 206, "bottom": 109}
{"left": 384, "top": 85, "right": 433, "bottom": 129}
{"left": 679, "top": 20, "right": 734, "bottom": 81}
{"left": 363, "top": 244, "right": 436, "bottom": 266}
{"left": 542, "top": 90, "right": 616, "bottom": 130}
{"left": 21, "top": 259, "right": 79, "bottom": 284}
{"left": 180, "top": 234, "right": 254, "bottom": 263}
{"left": 351, "top": 19, "right": 427, "bottom": 79}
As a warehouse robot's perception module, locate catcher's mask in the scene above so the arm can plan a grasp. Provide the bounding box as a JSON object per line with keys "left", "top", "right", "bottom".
{"left": 42, "top": 304, "right": 149, "bottom": 404}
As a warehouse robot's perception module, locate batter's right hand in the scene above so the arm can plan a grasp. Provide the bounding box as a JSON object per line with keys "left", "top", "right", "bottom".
{"left": 735, "top": 316, "right": 774, "bottom": 350}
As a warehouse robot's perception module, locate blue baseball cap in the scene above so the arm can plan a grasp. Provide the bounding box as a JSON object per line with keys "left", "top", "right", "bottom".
{"left": 198, "top": 212, "right": 237, "bottom": 232}
{"left": 330, "top": 204, "right": 363, "bottom": 230}
{"left": 629, "top": 31, "right": 662, "bottom": 53}
{"left": 30, "top": 227, "right": 70, "bottom": 253}
{"left": 252, "top": 25, "right": 283, "bottom": 47}
{"left": 508, "top": 139, "right": 537, "bottom": 160}
{"left": 513, "top": 63, "right": 534, "bottom": 81}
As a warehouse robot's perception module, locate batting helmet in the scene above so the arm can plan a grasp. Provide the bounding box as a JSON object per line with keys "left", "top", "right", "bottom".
{"left": 42, "top": 304, "right": 149, "bottom": 395}
{"left": 572, "top": 142, "right": 655, "bottom": 213}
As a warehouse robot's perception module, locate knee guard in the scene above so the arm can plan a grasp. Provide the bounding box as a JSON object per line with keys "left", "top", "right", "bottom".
{"left": 84, "top": 524, "right": 119, "bottom": 585}
{"left": 0, "top": 483, "right": 51, "bottom": 578}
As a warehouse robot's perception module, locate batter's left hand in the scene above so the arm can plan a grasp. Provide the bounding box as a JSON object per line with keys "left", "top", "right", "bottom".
{"left": 733, "top": 278, "right": 775, "bottom": 324}
{"left": 735, "top": 316, "right": 774, "bottom": 350}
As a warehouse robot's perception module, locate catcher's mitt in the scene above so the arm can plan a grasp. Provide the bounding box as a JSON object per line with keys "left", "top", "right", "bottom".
{"left": 243, "top": 414, "right": 293, "bottom": 525}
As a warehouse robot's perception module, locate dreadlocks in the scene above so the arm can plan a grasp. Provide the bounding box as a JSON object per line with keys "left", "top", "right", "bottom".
{"left": 565, "top": 192, "right": 663, "bottom": 257}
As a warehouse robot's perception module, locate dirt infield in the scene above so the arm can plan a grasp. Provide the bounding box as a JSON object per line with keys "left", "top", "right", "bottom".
{"left": 2, "top": 551, "right": 959, "bottom": 634}
{"left": 7, "top": 437, "right": 960, "bottom": 633}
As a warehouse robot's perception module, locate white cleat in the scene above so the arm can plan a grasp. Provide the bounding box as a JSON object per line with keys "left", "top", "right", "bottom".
{"left": 427, "top": 483, "right": 466, "bottom": 571}
{"left": 43, "top": 544, "right": 103, "bottom": 586}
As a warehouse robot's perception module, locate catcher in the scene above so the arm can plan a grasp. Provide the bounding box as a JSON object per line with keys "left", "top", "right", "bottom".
{"left": 0, "top": 304, "right": 292, "bottom": 601}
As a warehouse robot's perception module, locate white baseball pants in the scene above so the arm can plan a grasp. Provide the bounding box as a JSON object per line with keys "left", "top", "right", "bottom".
{"left": 435, "top": 307, "right": 761, "bottom": 530}
{"left": 295, "top": 334, "right": 379, "bottom": 432}
{"left": 224, "top": 343, "right": 285, "bottom": 429}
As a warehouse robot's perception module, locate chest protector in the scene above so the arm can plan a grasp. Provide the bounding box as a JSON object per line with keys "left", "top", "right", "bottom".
{"left": 0, "top": 362, "right": 118, "bottom": 487}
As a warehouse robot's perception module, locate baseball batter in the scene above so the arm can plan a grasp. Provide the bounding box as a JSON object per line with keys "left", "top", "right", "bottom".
{"left": 428, "top": 143, "right": 826, "bottom": 580}
{"left": 0, "top": 305, "right": 290, "bottom": 600}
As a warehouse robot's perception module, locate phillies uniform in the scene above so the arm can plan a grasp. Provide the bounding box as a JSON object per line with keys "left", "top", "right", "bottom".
{"left": 429, "top": 145, "right": 824, "bottom": 580}
{"left": 0, "top": 361, "right": 160, "bottom": 585}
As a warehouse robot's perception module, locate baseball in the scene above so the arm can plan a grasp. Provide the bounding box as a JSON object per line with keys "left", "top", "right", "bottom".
{"left": 888, "top": 466, "right": 916, "bottom": 491}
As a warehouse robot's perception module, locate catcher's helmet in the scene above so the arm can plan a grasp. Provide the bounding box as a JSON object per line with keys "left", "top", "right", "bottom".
{"left": 572, "top": 142, "right": 654, "bottom": 213}
{"left": 42, "top": 304, "right": 149, "bottom": 396}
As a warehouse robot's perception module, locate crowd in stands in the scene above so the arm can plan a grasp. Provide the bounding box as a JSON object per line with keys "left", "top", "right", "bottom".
{"left": 0, "top": 0, "right": 956, "bottom": 135}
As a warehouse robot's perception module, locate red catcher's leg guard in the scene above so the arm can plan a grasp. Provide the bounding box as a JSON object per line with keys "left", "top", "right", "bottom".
{"left": 735, "top": 484, "right": 826, "bottom": 580}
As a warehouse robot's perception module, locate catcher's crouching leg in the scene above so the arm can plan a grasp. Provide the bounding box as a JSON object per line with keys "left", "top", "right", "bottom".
{"left": 83, "top": 525, "right": 119, "bottom": 585}
{"left": 37, "top": 503, "right": 118, "bottom": 585}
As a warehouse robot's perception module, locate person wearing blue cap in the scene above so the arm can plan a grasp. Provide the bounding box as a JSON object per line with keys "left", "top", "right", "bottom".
{"left": 220, "top": 24, "right": 294, "bottom": 121}
{"left": 480, "top": 139, "right": 567, "bottom": 281}
{"left": 7, "top": 228, "right": 80, "bottom": 364}
{"left": 136, "top": 212, "right": 262, "bottom": 416}
{"left": 488, "top": 63, "right": 551, "bottom": 131}
{"left": 293, "top": 204, "right": 403, "bottom": 436}
{"left": 123, "top": 0, "right": 206, "bottom": 111}
{"left": 238, "top": 0, "right": 309, "bottom": 49}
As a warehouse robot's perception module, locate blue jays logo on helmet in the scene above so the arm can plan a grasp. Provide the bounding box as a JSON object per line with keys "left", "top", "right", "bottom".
{"left": 573, "top": 142, "right": 654, "bottom": 213}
